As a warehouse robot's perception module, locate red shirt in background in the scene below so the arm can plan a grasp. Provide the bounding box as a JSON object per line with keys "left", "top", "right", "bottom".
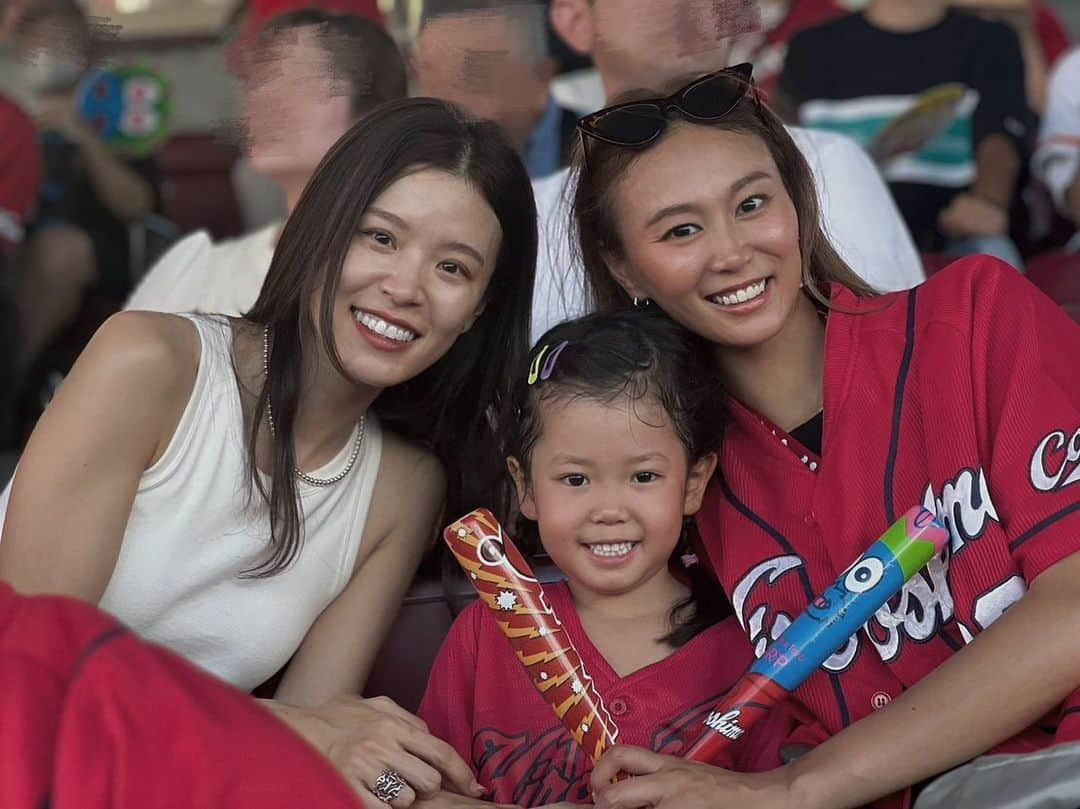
{"left": 0, "top": 94, "right": 43, "bottom": 255}
{"left": 1034, "top": 1, "right": 1072, "bottom": 69}
{"left": 248, "top": 0, "right": 383, "bottom": 28}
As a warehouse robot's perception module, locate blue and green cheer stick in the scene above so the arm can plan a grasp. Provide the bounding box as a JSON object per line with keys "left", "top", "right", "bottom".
{"left": 684, "top": 505, "right": 948, "bottom": 762}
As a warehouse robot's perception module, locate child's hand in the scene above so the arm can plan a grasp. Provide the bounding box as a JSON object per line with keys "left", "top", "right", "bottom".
{"left": 589, "top": 745, "right": 801, "bottom": 809}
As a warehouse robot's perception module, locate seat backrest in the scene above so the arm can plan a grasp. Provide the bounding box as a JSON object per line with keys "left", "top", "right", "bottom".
{"left": 156, "top": 134, "right": 245, "bottom": 242}
{"left": 1025, "top": 250, "right": 1080, "bottom": 323}
{"left": 364, "top": 561, "right": 566, "bottom": 713}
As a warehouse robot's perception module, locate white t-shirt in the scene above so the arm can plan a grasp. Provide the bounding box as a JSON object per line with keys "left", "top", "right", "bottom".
{"left": 530, "top": 126, "right": 925, "bottom": 343}
{"left": 1034, "top": 48, "right": 1080, "bottom": 220}
{"left": 125, "top": 223, "right": 278, "bottom": 316}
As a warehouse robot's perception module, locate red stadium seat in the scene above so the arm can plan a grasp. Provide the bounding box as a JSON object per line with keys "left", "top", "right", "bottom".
{"left": 363, "top": 560, "right": 566, "bottom": 713}
{"left": 156, "top": 134, "right": 245, "bottom": 242}
{"left": 1025, "top": 250, "right": 1080, "bottom": 323}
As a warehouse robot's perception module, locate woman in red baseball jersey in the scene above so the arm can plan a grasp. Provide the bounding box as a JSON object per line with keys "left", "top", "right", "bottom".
{"left": 572, "top": 66, "right": 1080, "bottom": 808}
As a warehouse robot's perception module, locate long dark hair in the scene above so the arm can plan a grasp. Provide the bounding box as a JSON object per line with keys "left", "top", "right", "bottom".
{"left": 244, "top": 98, "right": 537, "bottom": 576}
{"left": 573, "top": 77, "right": 877, "bottom": 313}
{"left": 502, "top": 307, "right": 731, "bottom": 646}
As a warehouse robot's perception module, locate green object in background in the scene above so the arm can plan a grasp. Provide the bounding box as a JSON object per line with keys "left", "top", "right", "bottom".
{"left": 76, "top": 64, "right": 172, "bottom": 156}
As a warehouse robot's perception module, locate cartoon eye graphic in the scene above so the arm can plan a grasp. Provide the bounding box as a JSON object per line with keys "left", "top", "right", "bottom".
{"left": 844, "top": 557, "right": 885, "bottom": 594}
{"left": 477, "top": 535, "right": 506, "bottom": 565}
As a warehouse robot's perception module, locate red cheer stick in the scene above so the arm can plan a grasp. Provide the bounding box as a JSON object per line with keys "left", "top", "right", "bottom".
{"left": 443, "top": 508, "right": 620, "bottom": 764}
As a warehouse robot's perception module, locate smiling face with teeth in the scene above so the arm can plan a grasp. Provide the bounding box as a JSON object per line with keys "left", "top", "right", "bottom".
{"left": 320, "top": 167, "right": 503, "bottom": 391}
{"left": 508, "top": 393, "right": 714, "bottom": 606}
{"left": 605, "top": 123, "right": 821, "bottom": 353}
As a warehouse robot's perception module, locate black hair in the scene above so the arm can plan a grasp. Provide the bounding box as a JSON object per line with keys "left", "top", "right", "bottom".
{"left": 244, "top": 97, "right": 537, "bottom": 576}
{"left": 501, "top": 307, "right": 732, "bottom": 646}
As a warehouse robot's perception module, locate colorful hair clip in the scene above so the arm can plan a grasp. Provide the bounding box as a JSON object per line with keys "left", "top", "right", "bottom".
{"left": 527, "top": 340, "right": 570, "bottom": 386}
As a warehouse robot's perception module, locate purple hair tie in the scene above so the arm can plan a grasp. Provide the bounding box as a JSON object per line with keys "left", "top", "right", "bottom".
{"left": 527, "top": 340, "right": 570, "bottom": 386}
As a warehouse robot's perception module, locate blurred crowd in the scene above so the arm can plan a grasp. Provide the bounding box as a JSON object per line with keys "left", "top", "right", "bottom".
{"left": 1, "top": 0, "right": 1078, "bottom": 457}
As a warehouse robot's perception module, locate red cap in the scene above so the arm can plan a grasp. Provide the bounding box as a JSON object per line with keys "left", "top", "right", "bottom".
{"left": 248, "top": 0, "right": 384, "bottom": 28}
{"left": 0, "top": 95, "right": 42, "bottom": 255}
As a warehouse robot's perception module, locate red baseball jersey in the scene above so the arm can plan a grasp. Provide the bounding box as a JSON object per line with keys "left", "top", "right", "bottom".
{"left": 698, "top": 255, "right": 1080, "bottom": 808}
{"left": 0, "top": 582, "right": 362, "bottom": 809}
{"left": 419, "top": 581, "right": 798, "bottom": 806}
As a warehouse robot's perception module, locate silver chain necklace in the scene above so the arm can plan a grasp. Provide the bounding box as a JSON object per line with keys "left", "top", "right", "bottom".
{"left": 262, "top": 325, "right": 365, "bottom": 487}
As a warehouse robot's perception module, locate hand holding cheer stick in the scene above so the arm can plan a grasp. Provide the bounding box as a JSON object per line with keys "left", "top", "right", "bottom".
{"left": 443, "top": 508, "right": 620, "bottom": 764}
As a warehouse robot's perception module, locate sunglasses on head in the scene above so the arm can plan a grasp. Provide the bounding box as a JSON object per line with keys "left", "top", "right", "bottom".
{"left": 577, "top": 63, "right": 758, "bottom": 160}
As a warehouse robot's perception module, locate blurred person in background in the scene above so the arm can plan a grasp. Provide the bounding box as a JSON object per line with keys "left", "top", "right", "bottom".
{"left": 953, "top": 0, "right": 1072, "bottom": 115}
{"left": 1034, "top": 46, "right": 1080, "bottom": 241}
{"left": 730, "top": 0, "right": 846, "bottom": 100}
{"left": 12, "top": 0, "right": 159, "bottom": 378}
{"left": 413, "top": 0, "right": 578, "bottom": 179}
{"left": 779, "top": 0, "right": 1032, "bottom": 268}
{"left": 223, "top": 0, "right": 388, "bottom": 231}
{"left": 126, "top": 8, "right": 406, "bottom": 316}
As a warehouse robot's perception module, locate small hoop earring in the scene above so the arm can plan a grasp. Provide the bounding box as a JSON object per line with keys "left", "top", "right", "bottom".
{"left": 633, "top": 296, "right": 650, "bottom": 308}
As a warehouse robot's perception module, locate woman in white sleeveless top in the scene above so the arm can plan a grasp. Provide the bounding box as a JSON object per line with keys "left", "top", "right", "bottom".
{"left": 0, "top": 98, "right": 538, "bottom": 808}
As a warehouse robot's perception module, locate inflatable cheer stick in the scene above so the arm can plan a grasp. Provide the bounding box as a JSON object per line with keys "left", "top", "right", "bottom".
{"left": 684, "top": 505, "right": 949, "bottom": 763}
{"left": 444, "top": 509, "right": 619, "bottom": 763}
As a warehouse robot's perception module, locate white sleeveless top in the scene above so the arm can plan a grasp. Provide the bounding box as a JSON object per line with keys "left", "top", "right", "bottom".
{"left": 20, "top": 315, "right": 383, "bottom": 691}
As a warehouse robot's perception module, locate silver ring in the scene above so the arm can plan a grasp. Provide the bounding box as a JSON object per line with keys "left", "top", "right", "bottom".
{"left": 372, "top": 769, "right": 407, "bottom": 803}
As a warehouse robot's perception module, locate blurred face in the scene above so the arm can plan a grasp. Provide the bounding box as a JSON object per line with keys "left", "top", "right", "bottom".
{"left": 413, "top": 12, "right": 550, "bottom": 150}
{"left": 16, "top": 16, "right": 88, "bottom": 93}
{"left": 324, "top": 168, "right": 502, "bottom": 390}
{"left": 244, "top": 25, "right": 353, "bottom": 182}
{"left": 511, "top": 395, "right": 713, "bottom": 602}
{"left": 585, "top": 0, "right": 747, "bottom": 96}
{"left": 607, "top": 123, "right": 805, "bottom": 351}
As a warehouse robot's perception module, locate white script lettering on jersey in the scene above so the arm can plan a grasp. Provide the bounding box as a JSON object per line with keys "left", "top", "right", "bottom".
{"left": 1030, "top": 427, "right": 1080, "bottom": 493}
{"left": 921, "top": 466, "right": 1000, "bottom": 555}
{"left": 730, "top": 551, "right": 954, "bottom": 670}
{"left": 956, "top": 574, "right": 1028, "bottom": 644}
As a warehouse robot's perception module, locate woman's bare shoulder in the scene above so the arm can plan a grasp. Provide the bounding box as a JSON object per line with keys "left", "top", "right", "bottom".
{"left": 79, "top": 311, "right": 202, "bottom": 399}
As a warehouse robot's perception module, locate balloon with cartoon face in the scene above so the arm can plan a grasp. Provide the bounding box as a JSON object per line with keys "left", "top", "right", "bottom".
{"left": 77, "top": 65, "right": 172, "bottom": 156}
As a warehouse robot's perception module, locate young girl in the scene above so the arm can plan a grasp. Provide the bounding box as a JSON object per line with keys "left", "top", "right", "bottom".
{"left": 0, "top": 98, "right": 536, "bottom": 806}
{"left": 574, "top": 66, "right": 1080, "bottom": 808}
{"left": 419, "top": 308, "right": 797, "bottom": 807}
